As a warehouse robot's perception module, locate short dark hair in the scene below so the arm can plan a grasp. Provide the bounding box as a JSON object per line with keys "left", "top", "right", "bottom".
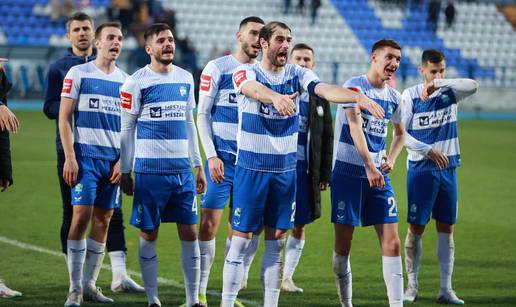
{"left": 421, "top": 48, "right": 445, "bottom": 65}
{"left": 95, "top": 21, "right": 122, "bottom": 39}
{"left": 66, "top": 12, "right": 94, "bottom": 32}
{"left": 371, "top": 39, "right": 401, "bottom": 53}
{"left": 259, "top": 21, "right": 291, "bottom": 43}
{"left": 239, "top": 16, "right": 265, "bottom": 29}
{"left": 291, "top": 43, "right": 314, "bottom": 55}
{"left": 144, "top": 23, "right": 172, "bottom": 42}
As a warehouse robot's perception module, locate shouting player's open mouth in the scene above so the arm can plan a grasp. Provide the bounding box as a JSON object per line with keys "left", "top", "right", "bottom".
{"left": 277, "top": 51, "right": 288, "bottom": 63}
{"left": 384, "top": 66, "right": 397, "bottom": 77}
{"left": 109, "top": 47, "right": 120, "bottom": 55}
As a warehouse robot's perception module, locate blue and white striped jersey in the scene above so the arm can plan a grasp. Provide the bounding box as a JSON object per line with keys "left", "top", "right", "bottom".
{"left": 233, "top": 63, "right": 319, "bottom": 172}
{"left": 199, "top": 55, "right": 241, "bottom": 156}
{"left": 402, "top": 83, "right": 462, "bottom": 172}
{"left": 333, "top": 75, "right": 402, "bottom": 178}
{"left": 120, "top": 65, "right": 196, "bottom": 174}
{"left": 297, "top": 92, "right": 310, "bottom": 163}
{"left": 61, "top": 61, "right": 127, "bottom": 162}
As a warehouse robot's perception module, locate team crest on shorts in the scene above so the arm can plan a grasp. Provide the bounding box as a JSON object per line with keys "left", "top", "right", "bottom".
{"left": 75, "top": 183, "right": 83, "bottom": 194}
{"left": 410, "top": 204, "right": 417, "bottom": 213}
{"left": 233, "top": 207, "right": 241, "bottom": 226}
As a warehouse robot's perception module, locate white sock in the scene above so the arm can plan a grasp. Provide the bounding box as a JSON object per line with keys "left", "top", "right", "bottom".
{"left": 437, "top": 232, "right": 454, "bottom": 291}
{"left": 261, "top": 239, "right": 284, "bottom": 307}
{"left": 225, "top": 237, "right": 231, "bottom": 258}
{"left": 404, "top": 230, "right": 422, "bottom": 287}
{"left": 83, "top": 238, "right": 106, "bottom": 288}
{"left": 139, "top": 237, "right": 159, "bottom": 304}
{"left": 242, "top": 235, "right": 260, "bottom": 285}
{"left": 283, "top": 236, "right": 305, "bottom": 280}
{"left": 221, "top": 236, "right": 250, "bottom": 307}
{"left": 382, "top": 256, "right": 404, "bottom": 307}
{"left": 199, "top": 239, "right": 216, "bottom": 295}
{"left": 67, "top": 239, "right": 87, "bottom": 292}
{"left": 109, "top": 251, "right": 127, "bottom": 284}
{"left": 333, "top": 252, "right": 352, "bottom": 306}
{"left": 181, "top": 240, "right": 200, "bottom": 306}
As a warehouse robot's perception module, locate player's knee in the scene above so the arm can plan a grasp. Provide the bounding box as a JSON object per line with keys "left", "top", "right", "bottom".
{"left": 383, "top": 236, "right": 401, "bottom": 255}
{"left": 178, "top": 224, "right": 197, "bottom": 241}
{"left": 291, "top": 225, "right": 305, "bottom": 239}
{"left": 200, "top": 218, "right": 218, "bottom": 238}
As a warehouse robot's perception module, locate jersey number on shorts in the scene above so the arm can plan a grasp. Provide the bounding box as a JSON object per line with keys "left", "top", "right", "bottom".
{"left": 388, "top": 197, "right": 397, "bottom": 217}
{"left": 192, "top": 198, "right": 198, "bottom": 214}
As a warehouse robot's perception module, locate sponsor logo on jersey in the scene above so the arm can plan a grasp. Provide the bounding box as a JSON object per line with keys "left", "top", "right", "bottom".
{"left": 121, "top": 91, "right": 132, "bottom": 109}
{"left": 259, "top": 103, "right": 270, "bottom": 115}
{"left": 89, "top": 98, "right": 99, "bottom": 109}
{"left": 200, "top": 74, "right": 211, "bottom": 91}
{"left": 419, "top": 116, "right": 430, "bottom": 126}
{"left": 228, "top": 93, "right": 237, "bottom": 104}
{"left": 62, "top": 79, "right": 73, "bottom": 94}
{"left": 233, "top": 70, "right": 247, "bottom": 88}
{"left": 179, "top": 85, "right": 188, "bottom": 97}
{"left": 150, "top": 106, "right": 162, "bottom": 118}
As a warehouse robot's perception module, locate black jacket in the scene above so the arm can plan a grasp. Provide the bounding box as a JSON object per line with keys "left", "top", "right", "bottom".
{"left": 306, "top": 94, "right": 333, "bottom": 221}
{"left": 0, "top": 68, "right": 13, "bottom": 185}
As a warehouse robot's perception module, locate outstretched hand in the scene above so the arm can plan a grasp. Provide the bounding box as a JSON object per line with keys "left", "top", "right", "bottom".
{"left": 271, "top": 92, "right": 298, "bottom": 116}
{"left": 356, "top": 93, "right": 384, "bottom": 119}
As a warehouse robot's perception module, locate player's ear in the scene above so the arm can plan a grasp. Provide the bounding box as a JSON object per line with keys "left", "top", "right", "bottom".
{"left": 259, "top": 37, "right": 268, "bottom": 50}
{"left": 145, "top": 45, "right": 152, "bottom": 56}
{"left": 236, "top": 31, "right": 242, "bottom": 42}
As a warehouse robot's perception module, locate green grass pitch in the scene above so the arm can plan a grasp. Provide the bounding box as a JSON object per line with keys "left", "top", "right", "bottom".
{"left": 0, "top": 111, "right": 515, "bottom": 306}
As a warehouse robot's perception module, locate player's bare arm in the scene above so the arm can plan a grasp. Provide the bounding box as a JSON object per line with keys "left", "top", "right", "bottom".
{"left": 58, "top": 96, "right": 79, "bottom": 187}
{"left": 381, "top": 122, "right": 405, "bottom": 173}
{"left": 0, "top": 105, "right": 19, "bottom": 133}
{"left": 314, "top": 83, "right": 385, "bottom": 119}
{"left": 241, "top": 80, "right": 297, "bottom": 116}
{"left": 345, "top": 107, "right": 385, "bottom": 188}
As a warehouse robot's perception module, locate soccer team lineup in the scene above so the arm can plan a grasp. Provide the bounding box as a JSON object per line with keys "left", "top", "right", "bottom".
{"left": 3, "top": 9, "right": 497, "bottom": 307}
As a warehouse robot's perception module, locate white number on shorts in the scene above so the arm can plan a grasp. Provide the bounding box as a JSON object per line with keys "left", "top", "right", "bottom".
{"left": 192, "top": 197, "right": 198, "bottom": 214}
{"left": 388, "top": 197, "right": 397, "bottom": 217}
{"left": 290, "top": 202, "right": 297, "bottom": 222}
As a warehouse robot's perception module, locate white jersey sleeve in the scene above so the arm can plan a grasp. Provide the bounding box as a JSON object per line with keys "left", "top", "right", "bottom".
{"left": 197, "top": 61, "right": 220, "bottom": 158}
{"left": 61, "top": 66, "right": 81, "bottom": 100}
{"left": 434, "top": 78, "right": 479, "bottom": 102}
{"left": 401, "top": 88, "right": 432, "bottom": 155}
{"left": 295, "top": 65, "right": 320, "bottom": 91}
{"left": 232, "top": 64, "right": 256, "bottom": 94}
{"left": 120, "top": 76, "right": 142, "bottom": 115}
{"left": 187, "top": 74, "right": 202, "bottom": 167}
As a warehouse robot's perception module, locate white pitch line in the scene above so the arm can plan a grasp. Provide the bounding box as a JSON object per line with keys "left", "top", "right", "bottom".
{"left": 0, "top": 236, "right": 260, "bottom": 306}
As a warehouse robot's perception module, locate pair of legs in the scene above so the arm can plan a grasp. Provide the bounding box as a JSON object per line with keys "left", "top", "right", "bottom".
{"left": 222, "top": 227, "right": 286, "bottom": 307}
{"left": 222, "top": 166, "right": 296, "bottom": 307}
{"left": 331, "top": 173, "right": 403, "bottom": 306}
{"left": 57, "top": 152, "right": 141, "bottom": 293}
{"left": 138, "top": 225, "right": 200, "bottom": 307}
{"left": 333, "top": 223, "right": 403, "bottom": 307}
{"left": 66, "top": 205, "right": 115, "bottom": 306}
{"left": 131, "top": 171, "right": 202, "bottom": 307}
{"left": 404, "top": 168, "right": 463, "bottom": 304}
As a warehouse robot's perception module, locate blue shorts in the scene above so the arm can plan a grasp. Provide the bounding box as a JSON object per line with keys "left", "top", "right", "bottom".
{"left": 200, "top": 152, "right": 236, "bottom": 210}
{"left": 407, "top": 168, "right": 458, "bottom": 225}
{"left": 71, "top": 156, "right": 120, "bottom": 209}
{"left": 232, "top": 166, "right": 296, "bottom": 232}
{"left": 294, "top": 163, "right": 314, "bottom": 225}
{"left": 130, "top": 172, "right": 197, "bottom": 230}
{"left": 331, "top": 173, "right": 398, "bottom": 226}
